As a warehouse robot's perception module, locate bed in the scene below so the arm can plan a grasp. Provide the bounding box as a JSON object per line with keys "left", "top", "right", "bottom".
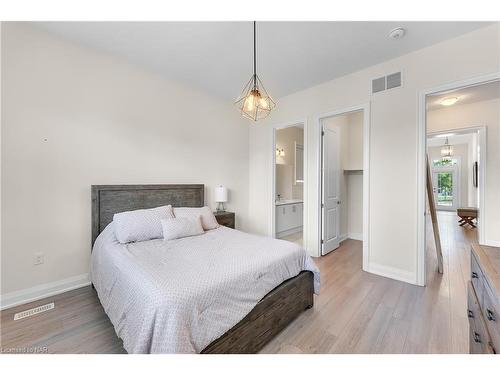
{"left": 90, "top": 184, "right": 319, "bottom": 353}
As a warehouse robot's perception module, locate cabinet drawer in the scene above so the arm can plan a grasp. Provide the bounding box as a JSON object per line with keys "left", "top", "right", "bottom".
{"left": 468, "top": 282, "right": 496, "bottom": 354}
{"left": 482, "top": 282, "right": 500, "bottom": 350}
{"left": 471, "top": 252, "right": 484, "bottom": 304}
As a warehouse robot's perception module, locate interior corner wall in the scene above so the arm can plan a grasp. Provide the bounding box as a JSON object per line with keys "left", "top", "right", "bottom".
{"left": 1, "top": 23, "right": 250, "bottom": 306}
{"left": 248, "top": 23, "right": 500, "bottom": 284}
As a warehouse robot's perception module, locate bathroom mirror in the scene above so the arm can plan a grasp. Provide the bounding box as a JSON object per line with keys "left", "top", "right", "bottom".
{"left": 295, "top": 143, "right": 304, "bottom": 184}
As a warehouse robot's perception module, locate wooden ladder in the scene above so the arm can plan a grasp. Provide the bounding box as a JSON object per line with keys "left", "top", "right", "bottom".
{"left": 426, "top": 154, "right": 444, "bottom": 274}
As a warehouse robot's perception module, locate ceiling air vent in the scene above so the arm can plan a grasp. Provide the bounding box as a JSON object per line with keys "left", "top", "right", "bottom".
{"left": 372, "top": 72, "right": 402, "bottom": 94}
{"left": 386, "top": 72, "right": 402, "bottom": 89}
{"left": 372, "top": 76, "right": 386, "bottom": 93}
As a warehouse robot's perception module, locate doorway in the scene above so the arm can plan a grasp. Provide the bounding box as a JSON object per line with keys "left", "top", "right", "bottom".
{"left": 418, "top": 74, "right": 498, "bottom": 285}
{"left": 317, "top": 104, "right": 370, "bottom": 269}
{"left": 272, "top": 122, "right": 306, "bottom": 247}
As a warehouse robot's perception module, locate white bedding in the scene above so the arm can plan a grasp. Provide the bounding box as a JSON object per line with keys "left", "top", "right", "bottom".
{"left": 90, "top": 224, "right": 320, "bottom": 353}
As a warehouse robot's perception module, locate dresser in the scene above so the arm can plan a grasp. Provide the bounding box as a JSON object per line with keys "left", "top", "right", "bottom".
{"left": 468, "top": 244, "right": 500, "bottom": 354}
{"left": 214, "top": 211, "right": 235, "bottom": 229}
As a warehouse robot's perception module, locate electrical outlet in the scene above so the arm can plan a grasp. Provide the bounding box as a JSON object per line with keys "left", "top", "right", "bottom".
{"left": 34, "top": 252, "right": 44, "bottom": 265}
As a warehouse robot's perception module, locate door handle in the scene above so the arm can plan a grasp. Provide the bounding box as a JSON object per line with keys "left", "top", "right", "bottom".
{"left": 486, "top": 309, "right": 496, "bottom": 322}
{"left": 337, "top": 201, "right": 341, "bottom": 205}
{"left": 473, "top": 332, "right": 481, "bottom": 343}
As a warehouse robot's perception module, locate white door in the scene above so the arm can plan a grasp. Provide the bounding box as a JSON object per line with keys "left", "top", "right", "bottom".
{"left": 432, "top": 167, "right": 458, "bottom": 211}
{"left": 322, "top": 125, "right": 341, "bottom": 255}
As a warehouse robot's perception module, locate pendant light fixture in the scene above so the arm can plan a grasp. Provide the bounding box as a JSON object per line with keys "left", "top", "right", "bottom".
{"left": 235, "top": 21, "right": 275, "bottom": 121}
{"left": 441, "top": 137, "right": 453, "bottom": 160}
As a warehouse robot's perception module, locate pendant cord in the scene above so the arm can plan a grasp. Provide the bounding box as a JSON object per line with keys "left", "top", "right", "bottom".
{"left": 253, "top": 21, "right": 256, "bottom": 88}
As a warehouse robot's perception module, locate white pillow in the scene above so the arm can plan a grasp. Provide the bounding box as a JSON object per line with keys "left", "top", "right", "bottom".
{"left": 173, "top": 206, "right": 219, "bottom": 230}
{"left": 113, "top": 205, "right": 174, "bottom": 244}
{"left": 161, "top": 216, "right": 204, "bottom": 241}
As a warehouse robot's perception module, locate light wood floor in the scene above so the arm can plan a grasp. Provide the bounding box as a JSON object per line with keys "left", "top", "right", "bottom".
{"left": 0, "top": 212, "right": 476, "bottom": 354}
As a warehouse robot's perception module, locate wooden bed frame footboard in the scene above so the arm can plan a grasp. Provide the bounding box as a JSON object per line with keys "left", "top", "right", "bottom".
{"left": 201, "top": 270, "right": 314, "bottom": 354}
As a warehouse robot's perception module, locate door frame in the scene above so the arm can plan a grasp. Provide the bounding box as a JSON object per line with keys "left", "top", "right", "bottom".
{"left": 270, "top": 119, "right": 308, "bottom": 243}
{"left": 316, "top": 102, "right": 370, "bottom": 271}
{"left": 417, "top": 72, "right": 498, "bottom": 286}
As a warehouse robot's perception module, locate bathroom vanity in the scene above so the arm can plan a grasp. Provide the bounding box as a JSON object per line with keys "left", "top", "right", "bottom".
{"left": 275, "top": 200, "right": 303, "bottom": 238}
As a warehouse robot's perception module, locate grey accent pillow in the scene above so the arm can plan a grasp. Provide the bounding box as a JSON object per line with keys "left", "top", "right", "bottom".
{"left": 173, "top": 206, "right": 219, "bottom": 230}
{"left": 113, "top": 205, "right": 174, "bottom": 244}
{"left": 161, "top": 216, "right": 204, "bottom": 241}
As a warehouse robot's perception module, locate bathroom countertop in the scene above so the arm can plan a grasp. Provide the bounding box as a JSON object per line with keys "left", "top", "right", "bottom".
{"left": 275, "top": 199, "right": 303, "bottom": 206}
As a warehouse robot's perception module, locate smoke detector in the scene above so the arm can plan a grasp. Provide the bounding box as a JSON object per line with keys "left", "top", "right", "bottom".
{"left": 389, "top": 27, "right": 406, "bottom": 40}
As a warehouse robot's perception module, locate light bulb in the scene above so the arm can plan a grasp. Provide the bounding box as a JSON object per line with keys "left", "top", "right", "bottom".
{"left": 259, "top": 97, "right": 269, "bottom": 109}
{"left": 244, "top": 94, "right": 255, "bottom": 112}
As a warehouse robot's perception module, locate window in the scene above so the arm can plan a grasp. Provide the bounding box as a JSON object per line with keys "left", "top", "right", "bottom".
{"left": 432, "top": 158, "right": 458, "bottom": 167}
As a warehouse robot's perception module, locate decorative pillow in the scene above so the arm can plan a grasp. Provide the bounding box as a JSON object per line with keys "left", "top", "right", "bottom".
{"left": 113, "top": 205, "right": 174, "bottom": 244}
{"left": 161, "top": 216, "right": 204, "bottom": 241}
{"left": 173, "top": 206, "right": 219, "bottom": 230}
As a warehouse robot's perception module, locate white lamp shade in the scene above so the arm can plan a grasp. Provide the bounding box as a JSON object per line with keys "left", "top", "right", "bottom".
{"left": 215, "top": 185, "right": 228, "bottom": 203}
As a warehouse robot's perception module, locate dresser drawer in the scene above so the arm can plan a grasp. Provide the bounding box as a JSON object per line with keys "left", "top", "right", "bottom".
{"left": 482, "top": 282, "right": 500, "bottom": 350}
{"left": 471, "top": 252, "right": 485, "bottom": 304}
{"left": 468, "top": 282, "right": 496, "bottom": 354}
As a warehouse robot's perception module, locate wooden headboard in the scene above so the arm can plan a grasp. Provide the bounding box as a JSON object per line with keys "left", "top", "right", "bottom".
{"left": 91, "top": 184, "right": 204, "bottom": 246}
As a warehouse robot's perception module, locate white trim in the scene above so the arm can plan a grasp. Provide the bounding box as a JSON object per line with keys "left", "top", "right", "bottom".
{"left": 270, "top": 119, "right": 308, "bottom": 251}
{"left": 315, "top": 103, "right": 370, "bottom": 269}
{"left": 348, "top": 232, "right": 363, "bottom": 241}
{"left": 368, "top": 262, "right": 416, "bottom": 285}
{"left": 340, "top": 233, "right": 363, "bottom": 242}
{"left": 0, "top": 273, "right": 90, "bottom": 310}
{"left": 417, "top": 72, "right": 500, "bottom": 287}
{"left": 484, "top": 240, "right": 500, "bottom": 247}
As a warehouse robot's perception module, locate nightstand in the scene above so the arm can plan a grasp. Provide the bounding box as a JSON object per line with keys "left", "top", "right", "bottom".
{"left": 214, "top": 211, "right": 235, "bottom": 229}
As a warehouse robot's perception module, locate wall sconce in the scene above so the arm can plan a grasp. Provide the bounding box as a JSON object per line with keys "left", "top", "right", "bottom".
{"left": 276, "top": 148, "right": 285, "bottom": 157}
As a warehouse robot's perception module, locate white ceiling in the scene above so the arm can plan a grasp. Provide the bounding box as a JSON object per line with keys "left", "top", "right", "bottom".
{"left": 33, "top": 21, "right": 491, "bottom": 99}
{"left": 427, "top": 80, "right": 500, "bottom": 111}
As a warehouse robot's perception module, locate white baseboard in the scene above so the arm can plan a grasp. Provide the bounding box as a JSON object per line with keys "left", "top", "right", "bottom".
{"left": 340, "top": 233, "right": 363, "bottom": 242}
{"left": 367, "top": 262, "right": 416, "bottom": 285}
{"left": 482, "top": 239, "right": 500, "bottom": 247}
{"left": 1, "top": 273, "right": 90, "bottom": 310}
{"left": 348, "top": 232, "right": 363, "bottom": 241}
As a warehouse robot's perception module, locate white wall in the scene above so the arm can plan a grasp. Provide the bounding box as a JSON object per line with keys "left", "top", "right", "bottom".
{"left": 427, "top": 98, "right": 500, "bottom": 245}
{"left": 343, "top": 111, "right": 364, "bottom": 171}
{"left": 1, "top": 23, "right": 249, "bottom": 306}
{"left": 248, "top": 24, "right": 500, "bottom": 284}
